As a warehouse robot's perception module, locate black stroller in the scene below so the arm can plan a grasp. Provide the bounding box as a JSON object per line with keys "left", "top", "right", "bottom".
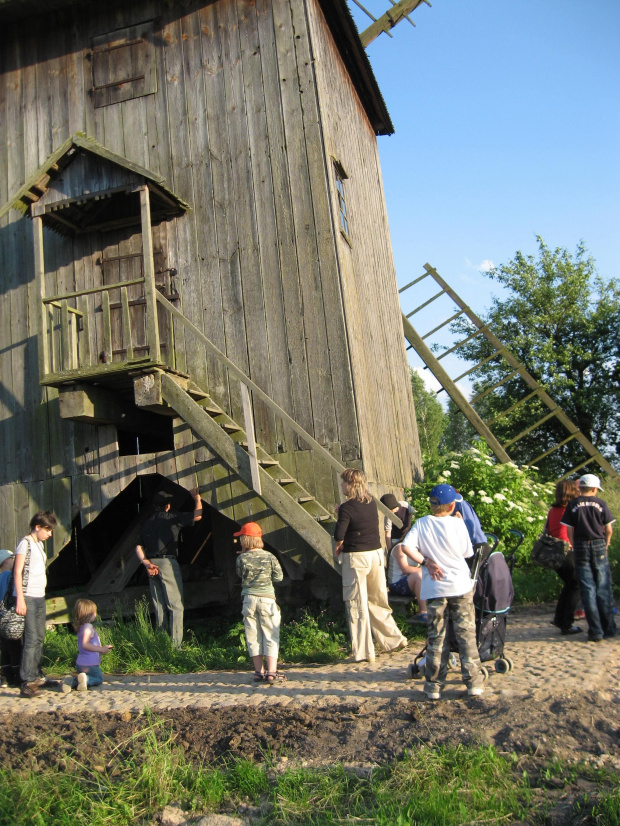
{"left": 407, "top": 530, "right": 523, "bottom": 680}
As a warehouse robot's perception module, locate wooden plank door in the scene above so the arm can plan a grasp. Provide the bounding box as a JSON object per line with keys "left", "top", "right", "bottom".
{"left": 98, "top": 225, "right": 173, "bottom": 366}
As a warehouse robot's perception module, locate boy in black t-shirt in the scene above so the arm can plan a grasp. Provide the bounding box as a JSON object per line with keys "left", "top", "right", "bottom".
{"left": 561, "top": 474, "right": 616, "bottom": 642}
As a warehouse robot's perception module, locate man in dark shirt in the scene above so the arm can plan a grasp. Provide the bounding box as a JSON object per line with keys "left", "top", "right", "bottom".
{"left": 135, "top": 488, "right": 202, "bottom": 647}
{"left": 561, "top": 474, "right": 616, "bottom": 642}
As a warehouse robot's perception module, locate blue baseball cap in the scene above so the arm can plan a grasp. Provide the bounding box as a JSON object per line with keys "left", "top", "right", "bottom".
{"left": 429, "top": 484, "right": 459, "bottom": 505}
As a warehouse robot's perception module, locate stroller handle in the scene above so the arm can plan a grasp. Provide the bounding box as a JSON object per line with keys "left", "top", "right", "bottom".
{"left": 485, "top": 533, "right": 500, "bottom": 551}
{"left": 505, "top": 528, "right": 525, "bottom": 573}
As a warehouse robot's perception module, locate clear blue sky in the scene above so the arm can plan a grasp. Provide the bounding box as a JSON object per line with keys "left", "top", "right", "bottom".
{"left": 347, "top": 0, "right": 620, "bottom": 393}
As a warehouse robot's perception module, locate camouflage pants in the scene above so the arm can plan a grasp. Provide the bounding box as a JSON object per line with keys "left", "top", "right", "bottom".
{"left": 425, "top": 592, "right": 483, "bottom": 695}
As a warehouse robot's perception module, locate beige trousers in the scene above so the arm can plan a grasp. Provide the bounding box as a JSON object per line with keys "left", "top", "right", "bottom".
{"left": 341, "top": 549, "right": 407, "bottom": 662}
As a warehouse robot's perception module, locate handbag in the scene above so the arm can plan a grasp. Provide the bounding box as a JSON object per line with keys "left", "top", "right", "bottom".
{"left": 530, "top": 532, "right": 570, "bottom": 571}
{"left": 0, "top": 538, "right": 32, "bottom": 640}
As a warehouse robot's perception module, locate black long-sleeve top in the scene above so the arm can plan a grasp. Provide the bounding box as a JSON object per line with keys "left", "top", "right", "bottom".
{"left": 334, "top": 498, "right": 381, "bottom": 553}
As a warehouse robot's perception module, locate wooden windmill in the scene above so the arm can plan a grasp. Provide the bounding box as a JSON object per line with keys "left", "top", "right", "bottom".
{"left": 0, "top": 0, "right": 422, "bottom": 619}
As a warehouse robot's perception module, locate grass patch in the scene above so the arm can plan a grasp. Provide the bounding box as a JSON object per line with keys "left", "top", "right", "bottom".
{"left": 512, "top": 565, "right": 561, "bottom": 605}
{"left": 42, "top": 600, "right": 355, "bottom": 677}
{"left": 0, "top": 718, "right": 535, "bottom": 826}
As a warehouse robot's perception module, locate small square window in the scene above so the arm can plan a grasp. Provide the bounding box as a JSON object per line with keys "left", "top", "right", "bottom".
{"left": 91, "top": 21, "right": 157, "bottom": 108}
{"left": 333, "top": 161, "right": 351, "bottom": 242}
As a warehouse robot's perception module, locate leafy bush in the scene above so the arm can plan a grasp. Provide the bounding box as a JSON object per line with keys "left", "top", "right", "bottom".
{"left": 279, "top": 607, "right": 348, "bottom": 664}
{"left": 407, "top": 442, "right": 553, "bottom": 566}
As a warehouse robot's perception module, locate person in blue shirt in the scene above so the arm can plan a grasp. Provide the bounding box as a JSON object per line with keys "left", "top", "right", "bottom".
{"left": 452, "top": 494, "right": 490, "bottom": 560}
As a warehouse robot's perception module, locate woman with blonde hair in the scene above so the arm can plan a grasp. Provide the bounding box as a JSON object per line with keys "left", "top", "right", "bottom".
{"left": 335, "top": 468, "right": 408, "bottom": 662}
{"left": 548, "top": 479, "right": 582, "bottom": 635}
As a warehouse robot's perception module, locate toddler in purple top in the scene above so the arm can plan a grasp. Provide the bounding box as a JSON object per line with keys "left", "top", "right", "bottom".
{"left": 62, "top": 599, "right": 113, "bottom": 692}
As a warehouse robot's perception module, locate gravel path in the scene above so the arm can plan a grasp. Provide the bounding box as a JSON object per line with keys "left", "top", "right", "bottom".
{"left": 3, "top": 605, "right": 618, "bottom": 716}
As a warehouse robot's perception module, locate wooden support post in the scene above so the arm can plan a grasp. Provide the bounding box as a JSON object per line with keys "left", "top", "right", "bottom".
{"left": 402, "top": 314, "right": 512, "bottom": 463}
{"left": 32, "top": 211, "right": 50, "bottom": 378}
{"left": 121, "top": 286, "right": 133, "bottom": 359}
{"left": 60, "top": 299, "right": 71, "bottom": 370}
{"left": 102, "top": 291, "right": 112, "bottom": 363}
{"left": 240, "top": 382, "right": 262, "bottom": 496}
{"left": 139, "top": 186, "right": 161, "bottom": 364}
{"left": 79, "top": 294, "right": 91, "bottom": 368}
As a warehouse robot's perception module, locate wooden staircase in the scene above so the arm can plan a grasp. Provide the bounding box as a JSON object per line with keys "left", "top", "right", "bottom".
{"left": 153, "top": 371, "right": 339, "bottom": 571}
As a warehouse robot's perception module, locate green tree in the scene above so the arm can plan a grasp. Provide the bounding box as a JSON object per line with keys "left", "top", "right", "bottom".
{"left": 410, "top": 369, "right": 446, "bottom": 461}
{"left": 451, "top": 237, "right": 620, "bottom": 476}
{"left": 440, "top": 399, "right": 476, "bottom": 454}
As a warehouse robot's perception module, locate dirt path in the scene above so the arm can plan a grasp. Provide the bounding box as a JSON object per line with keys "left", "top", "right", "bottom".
{"left": 1, "top": 605, "right": 619, "bottom": 778}
{"left": 2, "top": 605, "right": 618, "bottom": 716}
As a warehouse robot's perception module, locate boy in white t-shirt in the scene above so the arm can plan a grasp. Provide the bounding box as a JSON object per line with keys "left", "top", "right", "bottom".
{"left": 402, "top": 484, "right": 484, "bottom": 700}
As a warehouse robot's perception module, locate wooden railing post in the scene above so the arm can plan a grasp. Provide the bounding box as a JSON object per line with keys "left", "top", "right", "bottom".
{"left": 240, "top": 382, "right": 262, "bottom": 496}
{"left": 139, "top": 186, "right": 161, "bottom": 364}
{"left": 31, "top": 208, "right": 50, "bottom": 379}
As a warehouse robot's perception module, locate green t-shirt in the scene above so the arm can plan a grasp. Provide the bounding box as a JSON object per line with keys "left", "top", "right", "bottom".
{"left": 236, "top": 549, "right": 283, "bottom": 598}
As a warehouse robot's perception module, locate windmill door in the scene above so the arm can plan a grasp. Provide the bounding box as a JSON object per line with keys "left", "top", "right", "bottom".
{"left": 98, "top": 225, "right": 176, "bottom": 368}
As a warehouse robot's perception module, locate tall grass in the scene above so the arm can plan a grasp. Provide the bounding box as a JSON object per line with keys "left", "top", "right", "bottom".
{"left": 0, "top": 717, "right": 535, "bottom": 826}
{"left": 42, "top": 600, "right": 355, "bottom": 676}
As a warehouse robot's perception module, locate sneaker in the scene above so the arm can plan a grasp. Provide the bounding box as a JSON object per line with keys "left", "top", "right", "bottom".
{"left": 20, "top": 682, "right": 41, "bottom": 698}
{"left": 574, "top": 609, "right": 585, "bottom": 619}
{"left": 76, "top": 672, "right": 88, "bottom": 691}
{"left": 468, "top": 686, "right": 484, "bottom": 697}
{"left": 0, "top": 677, "right": 8, "bottom": 689}
{"left": 423, "top": 686, "right": 441, "bottom": 700}
{"left": 40, "top": 678, "right": 62, "bottom": 689}
{"left": 561, "top": 626, "right": 583, "bottom": 636}
{"left": 61, "top": 676, "right": 73, "bottom": 694}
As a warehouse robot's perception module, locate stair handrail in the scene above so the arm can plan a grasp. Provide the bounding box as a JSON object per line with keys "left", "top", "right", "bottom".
{"left": 155, "top": 291, "right": 402, "bottom": 529}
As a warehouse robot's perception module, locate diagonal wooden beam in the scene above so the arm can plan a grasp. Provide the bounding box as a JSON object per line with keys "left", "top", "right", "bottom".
{"left": 360, "top": 0, "right": 430, "bottom": 48}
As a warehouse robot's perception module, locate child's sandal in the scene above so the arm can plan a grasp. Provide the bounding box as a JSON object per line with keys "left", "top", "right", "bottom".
{"left": 253, "top": 671, "right": 265, "bottom": 682}
{"left": 265, "top": 671, "right": 287, "bottom": 683}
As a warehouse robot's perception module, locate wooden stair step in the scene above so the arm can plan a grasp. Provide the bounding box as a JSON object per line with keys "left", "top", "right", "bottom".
{"left": 259, "top": 458, "right": 279, "bottom": 467}
{"left": 277, "top": 477, "right": 296, "bottom": 485}
{"left": 219, "top": 421, "right": 243, "bottom": 433}
{"left": 298, "top": 496, "right": 314, "bottom": 503}
{"left": 196, "top": 399, "right": 224, "bottom": 416}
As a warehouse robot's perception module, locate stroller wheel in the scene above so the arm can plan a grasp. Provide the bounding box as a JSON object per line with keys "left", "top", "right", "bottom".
{"left": 407, "top": 663, "right": 423, "bottom": 680}
{"left": 504, "top": 656, "right": 514, "bottom": 672}
{"left": 494, "top": 658, "right": 509, "bottom": 674}
{"left": 480, "top": 666, "right": 489, "bottom": 682}
{"left": 447, "top": 652, "right": 458, "bottom": 671}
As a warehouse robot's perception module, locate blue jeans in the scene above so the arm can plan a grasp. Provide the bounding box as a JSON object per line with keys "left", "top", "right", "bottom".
{"left": 20, "top": 596, "right": 47, "bottom": 684}
{"left": 574, "top": 539, "right": 616, "bottom": 640}
{"left": 75, "top": 664, "right": 103, "bottom": 687}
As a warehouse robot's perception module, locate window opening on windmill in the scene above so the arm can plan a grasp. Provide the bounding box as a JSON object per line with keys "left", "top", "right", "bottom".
{"left": 91, "top": 21, "right": 157, "bottom": 108}
{"left": 117, "top": 416, "right": 174, "bottom": 457}
{"left": 333, "top": 160, "right": 351, "bottom": 242}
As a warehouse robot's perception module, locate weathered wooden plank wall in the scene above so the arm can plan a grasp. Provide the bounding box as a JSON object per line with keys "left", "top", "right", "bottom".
{"left": 0, "top": 0, "right": 421, "bottom": 559}
{"left": 306, "top": 0, "right": 422, "bottom": 491}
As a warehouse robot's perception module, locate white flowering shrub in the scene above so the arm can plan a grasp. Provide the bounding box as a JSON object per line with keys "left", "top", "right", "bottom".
{"left": 407, "top": 442, "right": 553, "bottom": 566}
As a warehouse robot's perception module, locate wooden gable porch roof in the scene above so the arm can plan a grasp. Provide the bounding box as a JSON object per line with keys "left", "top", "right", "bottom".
{"left": 0, "top": 132, "right": 190, "bottom": 235}
{"left": 0, "top": 0, "right": 394, "bottom": 136}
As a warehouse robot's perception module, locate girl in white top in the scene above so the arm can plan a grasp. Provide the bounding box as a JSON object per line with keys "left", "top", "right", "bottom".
{"left": 14, "top": 511, "right": 57, "bottom": 697}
